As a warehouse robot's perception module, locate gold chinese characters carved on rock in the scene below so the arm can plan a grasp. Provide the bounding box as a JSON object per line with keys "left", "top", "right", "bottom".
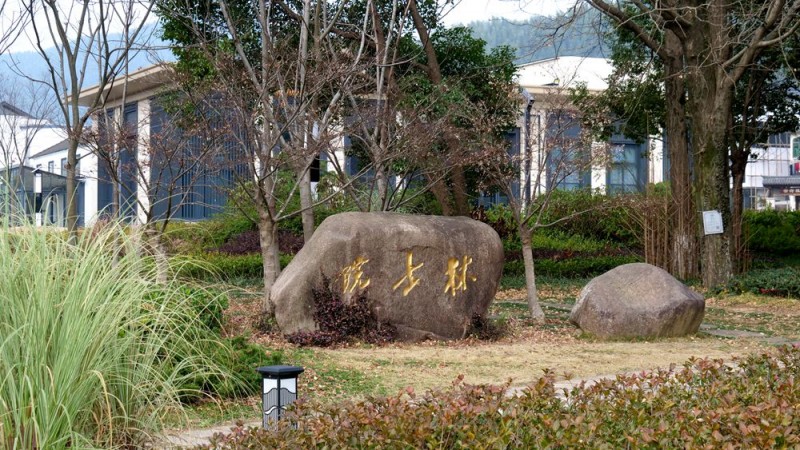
{"left": 340, "top": 253, "right": 478, "bottom": 298}
{"left": 341, "top": 256, "right": 370, "bottom": 293}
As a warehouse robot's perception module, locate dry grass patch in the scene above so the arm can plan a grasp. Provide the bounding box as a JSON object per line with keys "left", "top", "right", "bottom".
{"left": 312, "top": 334, "right": 765, "bottom": 398}
{"left": 705, "top": 293, "right": 800, "bottom": 340}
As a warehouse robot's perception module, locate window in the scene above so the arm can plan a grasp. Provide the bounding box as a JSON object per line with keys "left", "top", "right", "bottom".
{"left": 60, "top": 158, "right": 67, "bottom": 176}
{"left": 607, "top": 143, "right": 646, "bottom": 193}
{"left": 544, "top": 113, "right": 589, "bottom": 191}
{"left": 47, "top": 161, "right": 54, "bottom": 173}
{"left": 547, "top": 146, "right": 590, "bottom": 191}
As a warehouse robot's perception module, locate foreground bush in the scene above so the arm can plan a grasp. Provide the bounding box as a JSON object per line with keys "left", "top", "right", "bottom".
{"left": 0, "top": 222, "right": 235, "bottom": 449}
{"left": 201, "top": 346, "right": 800, "bottom": 449}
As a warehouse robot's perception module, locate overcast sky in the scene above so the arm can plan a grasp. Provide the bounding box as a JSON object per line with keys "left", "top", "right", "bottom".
{"left": 2, "top": 0, "right": 575, "bottom": 55}
{"left": 441, "top": 0, "right": 575, "bottom": 25}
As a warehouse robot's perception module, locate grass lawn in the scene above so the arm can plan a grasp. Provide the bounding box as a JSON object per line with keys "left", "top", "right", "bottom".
{"left": 177, "top": 274, "right": 797, "bottom": 429}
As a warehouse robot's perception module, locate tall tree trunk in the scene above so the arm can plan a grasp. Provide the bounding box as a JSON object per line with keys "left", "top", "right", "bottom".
{"left": 663, "top": 36, "right": 697, "bottom": 280}
{"left": 685, "top": 1, "right": 734, "bottom": 288}
{"left": 519, "top": 221, "right": 545, "bottom": 321}
{"left": 427, "top": 175, "right": 454, "bottom": 216}
{"left": 688, "top": 77, "right": 734, "bottom": 287}
{"left": 730, "top": 166, "right": 746, "bottom": 273}
{"left": 451, "top": 166, "right": 470, "bottom": 216}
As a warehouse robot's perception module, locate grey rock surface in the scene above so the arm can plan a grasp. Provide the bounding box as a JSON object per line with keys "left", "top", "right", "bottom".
{"left": 569, "top": 263, "right": 705, "bottom": 339}
{"left": 271, "top": 212, "right": 504, "bottom": 341}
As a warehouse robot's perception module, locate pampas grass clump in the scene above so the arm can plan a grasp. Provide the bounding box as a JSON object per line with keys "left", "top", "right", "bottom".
{"left": 0, "top": 221, "right": 231, "bottom": 449}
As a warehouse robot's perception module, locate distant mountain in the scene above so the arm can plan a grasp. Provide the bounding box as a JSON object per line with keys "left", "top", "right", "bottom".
{"left": 465, "top": 9, "right": 611, "bottom": 64}
{"left": 0, "top": 22, "right": 173, "bottom": 116}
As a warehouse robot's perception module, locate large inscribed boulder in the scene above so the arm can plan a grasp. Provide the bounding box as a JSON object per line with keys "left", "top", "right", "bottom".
{"left": 271, "top": 212, "right": 504, "bottom": 341}
{"left": 569, "top": 263, "right": 705, "bottom": 339}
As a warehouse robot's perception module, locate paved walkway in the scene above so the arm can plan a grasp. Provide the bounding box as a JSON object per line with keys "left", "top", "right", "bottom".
{"left": 157, "top": 421, "right": 260, "bottom": 449}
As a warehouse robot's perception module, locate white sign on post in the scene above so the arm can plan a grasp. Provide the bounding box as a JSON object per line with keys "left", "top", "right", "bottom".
{"left": 702, "top": 210, "right": 724, "bottom": 235}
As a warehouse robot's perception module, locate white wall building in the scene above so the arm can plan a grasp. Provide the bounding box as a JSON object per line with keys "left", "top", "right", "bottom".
{"left": 746, "top": 134, "right": 800, "bottom": 211}
{"left": 479, "top": 57, "right": 663, "bottom": 207}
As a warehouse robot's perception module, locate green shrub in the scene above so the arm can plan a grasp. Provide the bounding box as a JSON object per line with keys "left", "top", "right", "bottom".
{"left": 183, "top": 286, "right": 229, "bottom": 333}
{"left": 504, "top": 255, "right": 641, "bottom": 278}
{"left": 174, "top": 253, "right": 263, "bottom": 280}
{"left": 744, "top": 209, "right": 800, "bottom": 255}
{"left": 184, "top": 337, "right": 283, "bottom": 400}
{"left": 199, "top": 346, "right": 800, "bottom": 449}
{"left": 0, "top": 221, "right": 234, "bottom": 448}
{"left": 536, "top": 188, "right": 638, "bottom": 247}
{"left": 715, "top": 267, "right": 800, "bottom": 298}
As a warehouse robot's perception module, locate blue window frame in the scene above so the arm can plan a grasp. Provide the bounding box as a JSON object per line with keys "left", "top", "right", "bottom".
{"left": 607, "top": 142, "right": 647, "bottom": 193}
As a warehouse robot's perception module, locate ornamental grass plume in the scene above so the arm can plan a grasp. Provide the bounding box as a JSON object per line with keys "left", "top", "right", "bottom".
{"left": 0, "top": 219, "right": 232, "bottom": 449}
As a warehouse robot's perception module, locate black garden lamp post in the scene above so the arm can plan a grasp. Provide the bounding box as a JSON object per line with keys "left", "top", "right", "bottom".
{"left": 255, "top": 365, "right": 304, "bottom": 428}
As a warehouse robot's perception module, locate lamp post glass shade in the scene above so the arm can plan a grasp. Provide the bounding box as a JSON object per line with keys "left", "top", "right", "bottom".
{"left": 256, "top": 365, "right": 304, "bottom": 428}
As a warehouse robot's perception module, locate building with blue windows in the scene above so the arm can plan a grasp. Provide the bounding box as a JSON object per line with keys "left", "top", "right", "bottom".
{"left": 3, "top": 59, "right": 797, "bottom": 226}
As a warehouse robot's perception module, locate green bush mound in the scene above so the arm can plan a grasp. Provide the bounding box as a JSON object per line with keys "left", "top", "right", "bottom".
{"left": 173, "top": 253, "right": 265, "bottom": 280}
{"left": 744, "top": 209, "right": 800, "bottom": 255}
{"left": 200, "top": 346, "right": 800, "bottom": 449}
{"left": 499, "top": 230, "right": 641, "bottom": 278}
{"left": 165, "top": 286, "right": 280, "bottom": 400}
{"left": 715, "top": 267, "right": 800, "bottom": 298}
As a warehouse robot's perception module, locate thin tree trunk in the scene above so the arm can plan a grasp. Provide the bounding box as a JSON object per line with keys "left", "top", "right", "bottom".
{"left": 258, "top": 207, "right": 280, "bottom": 317}
{"left": 731, "top": 169, "right": 746, "bottom": 273}
{"left": 145, "top": 225, "right": 169, "bottom": 283}
{"left": 374, "top": 163, "right": 389, "bottom": 211}
{"left": 66, "top": 139, "right": 79, "bottom": 236}
{"left": 520, "top": 225, "right": 545, "bottom": 321}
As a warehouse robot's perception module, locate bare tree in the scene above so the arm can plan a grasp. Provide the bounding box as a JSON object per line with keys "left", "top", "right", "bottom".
{"left": 159, "top": 0, "right": 371, "bottom": 314}
{"left": 18, "top": 0, "right": 155, "bottom": 235}
{"left": 581, "top": 0, "right": 800, "bottom": 286}
{"left": 0, "top": 0, "right": 27, "bottom": 55}
{"left": 479, "top": 87, "right": 606, "bottom": 319}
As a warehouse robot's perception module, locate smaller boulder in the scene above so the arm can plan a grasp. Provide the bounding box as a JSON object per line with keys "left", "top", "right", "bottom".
{"left": 569, "top": 263, "right": 704, "bottom": 339}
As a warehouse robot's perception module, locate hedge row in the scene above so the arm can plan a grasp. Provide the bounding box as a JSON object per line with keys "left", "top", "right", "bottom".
{"left": 715, "top": 267, "right": 800, "bottom": 298}
{"left": 200, "top": 346, "right": 800, "bottom": 449}
{"left": 504, "top": 254, "right": 641, "bottom": 278}
{"left": 744, "top": 209, "right": 800, "bottom": 255}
